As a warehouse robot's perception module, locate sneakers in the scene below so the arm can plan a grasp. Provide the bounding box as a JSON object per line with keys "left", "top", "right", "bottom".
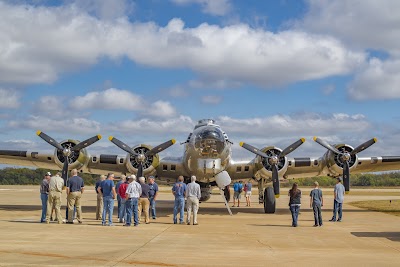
{"left": 329, "top": 219, "right": 336, "bottom": 222}
{"left": 187, "top": 222, "right": 191, "bottom": 225}
{"left": 102, "top": 222, "right": 106, "bottom": 226}
{"left": 313, "top": 225, "right": 318, "bottom": 227}
{"left": 337, "top": 219, "right": 342, "bottom": 222}
{"left": 193, "top": 222, "right": 198, "bottom": 225}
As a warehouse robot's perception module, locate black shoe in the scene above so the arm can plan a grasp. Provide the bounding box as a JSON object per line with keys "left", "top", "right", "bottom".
{"left": 313, "top": 224, "right": 318, "bottom": 227}
{"left": 319, "top": 224, "right": 323, "bottom": 227}
{"left": 337, "top": 219, "right": 342, "bottom": 222}
{"left": 329, "top": 219, "right": 335, "bottom": 222}
{"left": 66, "top": 222, "right": 74, "bottom": 224}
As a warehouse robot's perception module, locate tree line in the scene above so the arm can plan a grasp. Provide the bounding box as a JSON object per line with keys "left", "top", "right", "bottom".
{"left": 0, "top": 167, "right": 400, "bottom": 187}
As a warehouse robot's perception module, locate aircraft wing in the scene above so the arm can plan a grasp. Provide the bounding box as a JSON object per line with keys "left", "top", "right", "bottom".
{"left": 0, "top": 150, "right": 61, "bottom": 170}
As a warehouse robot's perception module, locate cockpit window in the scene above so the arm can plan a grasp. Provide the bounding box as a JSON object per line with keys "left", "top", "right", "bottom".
{"left": 194, "top": 127, "right": 225, "bottom": 157}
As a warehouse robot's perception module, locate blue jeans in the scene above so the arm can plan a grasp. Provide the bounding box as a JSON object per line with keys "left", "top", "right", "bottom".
{"left": 40, "top": 193, "right": 48, "bottom": 222}
{"left": 332, "top": 199, "right": 343, "bottom": 221}
{"left": 173, "top": 197, "right": 185, "bottom": 223}
{"left": 290, "top": 205, "right": 300, "bottom": 226}
{"left": 125, "top": 198, "right": 139, "bottom": 226}
{"left": 102, "top": 196, "right": 114, "bottom": 225}
{"left": 65, "top": 206, "right": 76, "bottom": 220}
{"left": 149, "top": 197, "right": 156, "bottom": 218}
{"left": 117, "top": 195, "right": 122, "bottom": 218}
{"left": 119, "top": 198, "right": 126, "bottom": 222}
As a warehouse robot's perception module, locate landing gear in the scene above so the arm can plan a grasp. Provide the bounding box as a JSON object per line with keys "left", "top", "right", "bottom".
{"left": 264, "top": 187, "right": 276, "bottom": 214}
{"left": 223, "top": 185, "right": 230, "bottom": 202}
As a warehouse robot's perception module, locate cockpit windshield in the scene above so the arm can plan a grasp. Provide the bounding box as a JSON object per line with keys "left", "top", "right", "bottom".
{"left": 194, "top": 127, "right": 225, "bottom": 157}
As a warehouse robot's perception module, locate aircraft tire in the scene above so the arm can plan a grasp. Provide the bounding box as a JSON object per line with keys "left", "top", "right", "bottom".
{"left": 264, "top": 187, "right": 276, "bottom": 213}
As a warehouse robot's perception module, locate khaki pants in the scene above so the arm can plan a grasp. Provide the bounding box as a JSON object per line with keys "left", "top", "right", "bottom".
{"left": 138, "top": 198, "right": 150, "bottom": 223}
{"left": 96, "top": 193, "right": 103, "bottom": 220}
{"left": 67, "top": 191, "right": 82, "bottom": 222}
{"left": 46, "top": 191, "right": 62, "bottom": 224}
{"left": 187, "top": 196, "right": 199, "bottom": 224}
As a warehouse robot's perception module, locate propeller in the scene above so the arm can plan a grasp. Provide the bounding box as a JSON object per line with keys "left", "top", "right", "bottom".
{"left": 313, "top": 137, "right": 377, "bottom": 192}
{"left": 109, "top": 136, "right": 176, "bottom": 177}
{"left": 240, "top": 138, "right": 305, "bottom": 197}
{"left": 36, "top": 131, "right": 102, "bottom": 185}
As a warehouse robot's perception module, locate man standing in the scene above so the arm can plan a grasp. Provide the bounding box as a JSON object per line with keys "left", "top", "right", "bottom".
{"left": 138, "top": 177, "right": 150, "bottom": 224}
{"left": 232, "top": 181, "right": 243, "bottom": 207}
{"left": 172, "top": 175, "right": 187, "bottom": 224}
{"left": 148, "top": 176, "right": 159, "bottom": 220}
{"left": 116, "top": 175, "right": 126, "bottom": 221}
{"left": 98, "top": 173, "right": 116, "bottom": 226}
{"left": 118, "top": 177, "right": 129, "bottom": 223}
{"left": 125, "top": 175, "right": 142, "bottom": 227}
{"left": 245, "top": 180, "right": 252, "bottom": 207}
{"left": 95, "top": 175, "right": 106, "bottom": 220}
{"left": 310, "top": 181, "right": 324, "bottom": 227}
{"left": 40, "top": 172, "right": 51, "bottom": 222}
{"left": 46, "top": 172, "right": 64, "bottom": 224}
{"left": 66, "top": 169, "right": 84, "bottom": 224}
{"left": 330, "top": 177, "right": 345, "bottom": 222}
{"left": 186, "top": 175, "right": 201, "bottom": 225}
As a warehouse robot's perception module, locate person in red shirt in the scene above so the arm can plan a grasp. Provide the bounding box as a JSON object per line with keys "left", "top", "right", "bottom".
{"left": 118, "top": 178, "right": 129, "bottom": 223}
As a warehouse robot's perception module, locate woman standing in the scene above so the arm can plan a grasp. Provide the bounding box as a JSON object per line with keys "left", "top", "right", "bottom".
{"left": 288, "top": 183, "right": 301, "bottom": 227}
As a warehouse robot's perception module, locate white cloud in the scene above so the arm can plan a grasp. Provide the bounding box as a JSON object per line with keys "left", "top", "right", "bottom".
{"left": 32, "top": 95, "right": 64, "bottom": 118}
{"left": 70, "top": 88, "right": 144, "bottom": 110}
{"left": 0, "top": 2, "right": 365, "bottom": 87}
{"left": 147, "top": 100, "right": 177, "bottom": 118}
{"left": 8, "top": 116, "right": 101, "bottom": 135}
{"left": 71, "top": 0, "right": 134, "bottom": 20}
{"left": 201, "top": 95, "right": 222, "bottom": 104}
{"left": 168, "top": 86, "right": 189, "bottom": 97}
{"left": 301, "top": 0, "right": 400, "bottom": 55}
{"left": 0, "top": 89, "right": 20, "bottom": 109}
{"left": 348, "top": 58, "right": 400, "bottom": 100}
{"left": 171, "top": 0, "right": 231, "bottom": 16}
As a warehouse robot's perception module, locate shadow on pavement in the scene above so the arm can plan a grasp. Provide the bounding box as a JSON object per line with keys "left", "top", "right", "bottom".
{"left": 351, "top": 232, "right": 400, "bottom": 242}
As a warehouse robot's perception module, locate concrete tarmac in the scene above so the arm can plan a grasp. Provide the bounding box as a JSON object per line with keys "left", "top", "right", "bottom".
{"left": 0, "top": 186, "right": 400, "bottom": 266}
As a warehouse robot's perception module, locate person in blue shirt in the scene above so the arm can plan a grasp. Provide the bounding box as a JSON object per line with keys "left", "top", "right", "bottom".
{"left": 115, "top": 175, "right": 126, "bottom": 221}
{"left": 172, "top": 175, "right": 187, "bottom": 224}
{"left": 98, "top": 173, "right": 116, "bottom": 226}
{"left": 330, "top": 177, "right": 345, "bottom": 222}
{"left": 232, "top": 181, "right": 243, "bottom": 207}
{"left": 148, "top": 176, "right": 159, "bottom": 219}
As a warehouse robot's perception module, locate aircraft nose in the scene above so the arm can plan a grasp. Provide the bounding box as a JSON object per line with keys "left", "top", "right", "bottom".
{"left": 198, "top": 128, "right": 225, "bottom": 142}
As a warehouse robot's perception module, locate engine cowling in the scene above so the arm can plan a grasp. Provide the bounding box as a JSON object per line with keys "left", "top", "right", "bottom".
{"left": 254, "top": 146, "right": 289, "bottom": 179}
{"left": 325, "top": 144, "right": 358, "bottom": 176}
{"left": 54, "top": 139, "right": 90, "bottom": 170}
{"left": 125, "top": 144, "right": 160, "bottom": 175}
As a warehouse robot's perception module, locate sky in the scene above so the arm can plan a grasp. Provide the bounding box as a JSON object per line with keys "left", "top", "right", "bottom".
{"left": 1, "top": 0, "right": 400, "bottom": 162}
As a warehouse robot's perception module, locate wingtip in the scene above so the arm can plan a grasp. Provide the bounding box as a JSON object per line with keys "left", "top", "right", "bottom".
{"left": 300, "top": 137, "right": 306, "bottom": 143}
{"left": 313, "top": 136, "right": 317, "bottom": 141}
{"left": 108, "top": 136, "right": 113, "bottom": 141}
{"left": 373, "top": 137, "right": 378, "bottom": 143}
{"left": 239, "top": 142, "right": 244, "bottom": 147}
{"left": 171, "top": 139, "right": 176, "bottom": 144}
{"left": 36, "top": 130, "right": 42, "bottom": 136}
{"left": 97, "top": 134, "right": 102, "bottom": 140}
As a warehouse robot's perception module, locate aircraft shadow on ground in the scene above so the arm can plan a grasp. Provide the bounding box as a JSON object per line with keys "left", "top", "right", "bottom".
{"left": 351, "top": 232, "right": 400, "bottom": 242}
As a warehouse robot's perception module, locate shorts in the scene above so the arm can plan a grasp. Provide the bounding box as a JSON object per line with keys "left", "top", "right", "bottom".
{"left": 245, "top": 191, "right": 252, "bottom": 197}
{"left": 233, "top": 191, "right": 241, "bottom": 199}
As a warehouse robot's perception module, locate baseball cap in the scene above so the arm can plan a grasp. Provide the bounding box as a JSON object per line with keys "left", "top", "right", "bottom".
{"left": 45, "top": 172, "right": 52, "bottom": 176}
{"left": 337, "top": 177, "right": 343, "bottom": 181}
{"left": 149, "top": 175, "right": 155, "bottom": 179}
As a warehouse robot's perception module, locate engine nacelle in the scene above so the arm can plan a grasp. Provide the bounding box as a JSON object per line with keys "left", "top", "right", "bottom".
{"left": 125, "top": 144, "right": 160, "bottom": 176}
{"left": 325, "top": 144, "right": 358, "bottom": 176}
{"left": 254, "top": 146, "right": 289, "bottom": 179}
{"left": 54, "top": 139, "right": 90, "bottom": 171}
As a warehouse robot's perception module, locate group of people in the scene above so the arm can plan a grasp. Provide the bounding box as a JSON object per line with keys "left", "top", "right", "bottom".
{"left": 231, "top": 180, "right": 252, "bottom": 207}
{"left": 40, "top": 171, "right": 345, "bottom": 227}
{"left": 288, "top": 177, "right": 345, "bottom": 227}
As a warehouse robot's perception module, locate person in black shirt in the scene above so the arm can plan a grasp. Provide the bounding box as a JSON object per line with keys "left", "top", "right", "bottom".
{"left": 138, "top": 177, "right": 150, "bottom": 224}
{"left": 288, "top": 183, "right": 301, "bottom": 227}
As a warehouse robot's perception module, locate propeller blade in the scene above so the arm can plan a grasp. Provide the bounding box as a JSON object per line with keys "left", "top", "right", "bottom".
{"left": 72, "top": 134, "right": 102, "bottom": 151}
{"left": 36, "top": 131, "right": 63, "bottom": 151}
{"left": 145, "top": 139, "right": 176, "bottom": 156}
{"left": 313, "top": 137, "right": 342, "bottom": 154}
{"left": 108, "top": 136, "right": 138, "bottom": 156}
{"left": 239, "top": 142, "right": 269, "bottom": 158}
{"left": 137, "top": 162, "right": 144, "bottom": 178}
{"left": 279, "top": 138, "right": 306, "bottom": 158}
{"left": 350, "top": 138, "right": 377, "bottom": 155}
{"left": 343, "top": 160, "right": 350, "bottom": 193}
{"left": 272, "top": 164, "right": 280, "bottom": 197}
{"left": 62, "top": 156, "right": 69, "bottom": 186}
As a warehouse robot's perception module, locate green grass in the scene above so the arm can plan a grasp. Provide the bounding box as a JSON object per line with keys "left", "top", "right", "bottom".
{"left": 349, "top": 200, "right": 400, "bottom": 217}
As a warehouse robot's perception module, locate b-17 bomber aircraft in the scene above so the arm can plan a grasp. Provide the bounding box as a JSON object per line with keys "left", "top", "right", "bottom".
{"left": 1, "top": 118, "right": 400, "bottom": 214}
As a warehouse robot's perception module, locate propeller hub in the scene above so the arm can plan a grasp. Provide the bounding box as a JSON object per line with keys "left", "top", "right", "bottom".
{"left": 63, "top": 148, "right": 71, "bottom": 157}
{"left": 137, "top": 154, "right": 146, "bottom": 162}
{"left": 269, "top": 156, "right": 279, "bottom": 165}
{"left": 342, "top": 153, "right": 351, "bottom": 161}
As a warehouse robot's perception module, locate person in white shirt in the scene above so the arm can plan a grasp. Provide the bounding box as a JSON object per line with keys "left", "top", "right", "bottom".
{"left": 124, "top": 175, "right": 142, "bottom": 226}
{"left": 186, "top": 175, "right": 201, "bottom": 225}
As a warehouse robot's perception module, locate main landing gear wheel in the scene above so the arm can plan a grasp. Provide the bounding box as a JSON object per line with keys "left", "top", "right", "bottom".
{"left": 264, "top": 187, "right": 276, "bottom": 214}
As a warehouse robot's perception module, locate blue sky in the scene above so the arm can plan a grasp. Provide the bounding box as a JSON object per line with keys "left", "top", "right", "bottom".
{"left": 1, "top": 0, "right": 400, "bottom": 161}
